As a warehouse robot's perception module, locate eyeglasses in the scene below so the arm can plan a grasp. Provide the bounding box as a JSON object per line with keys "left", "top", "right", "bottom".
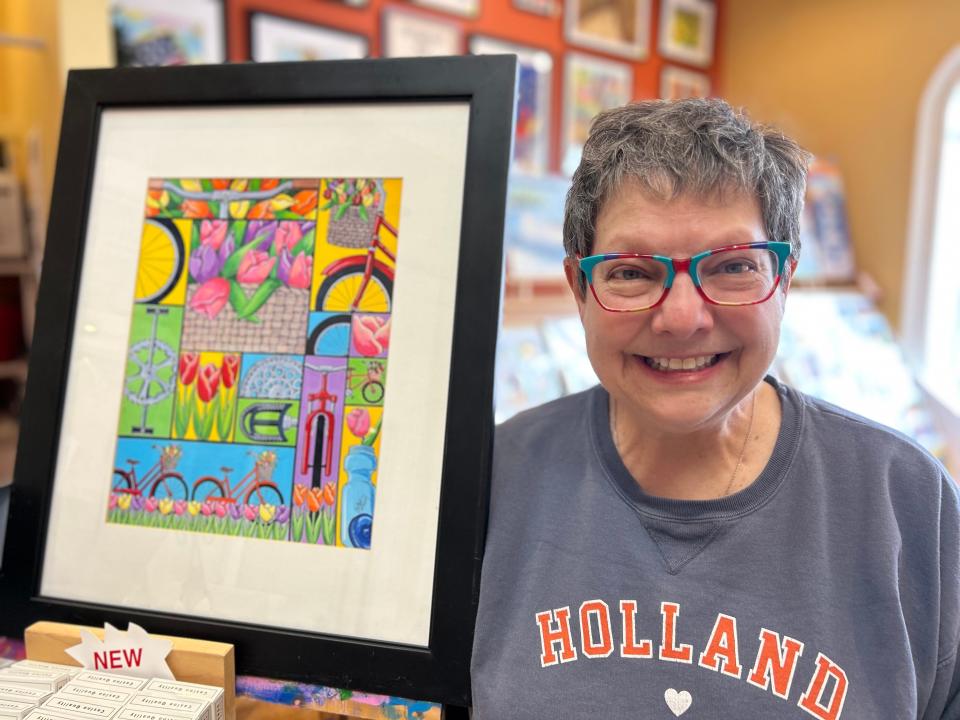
{"left": 578, "top": 242, "right": 792, "bottom": 312}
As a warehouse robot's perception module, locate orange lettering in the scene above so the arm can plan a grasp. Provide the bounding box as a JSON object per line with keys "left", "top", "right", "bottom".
{"left": 658, "top": 602, "right": 693, "bottom": 663}
{"left": 579, "top": 600, "right": 614, "bottom": 658}
{"left": 747, "top": 629, "right": 804, "bottom": 699}
{"left": 798, "top": 653, "right": 848, "bottom": 719}
{"left": 619, "top": 600, "right": 653, "bottom": 658}
{"left": 535, "top": 607, "right": 578, "bottom": 667}
{"left": 698, "top": 613, "right": 742, "bottom": 678}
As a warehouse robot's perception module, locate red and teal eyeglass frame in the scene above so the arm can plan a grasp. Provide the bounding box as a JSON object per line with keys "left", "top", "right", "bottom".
{"left": 576, "top": 241, "right": 794, "bottom": 312}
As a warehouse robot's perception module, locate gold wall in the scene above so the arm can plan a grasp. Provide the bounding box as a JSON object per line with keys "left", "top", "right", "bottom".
{"left": 720, "top": 0, "right": 960, "bottom": 330}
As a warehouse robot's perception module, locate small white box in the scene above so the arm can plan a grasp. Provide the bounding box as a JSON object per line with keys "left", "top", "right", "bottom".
{"left": 24, "top": 710, "right": 90, "bottom": 720}
{"left": 0, "top": 698, "right": 36, "bottom": 720}
{"left": 140, "top": 682, "right": 221, "bottom": 720}
{"left": 115, "top": 710, "right": 192, "bottom": 720}
{"left": 0, "top": 670, "right": 70, "bottom": 693}
{"left": 70, "top": 675, "right": 145, "bottom": 694}
{"left": 57, "top": 686, "right": 133, "bottom": 707}
{"left": 40, "top": 696, "right": 120, "bottom": 719}
{"left": 11, "top": 664, "right": 79, "bottom": 679}
{"left": 0, "top": 685, "right": 52, "bottom": 704}
{"left": 124, "top": 696, "right": 208, "bottom": 720}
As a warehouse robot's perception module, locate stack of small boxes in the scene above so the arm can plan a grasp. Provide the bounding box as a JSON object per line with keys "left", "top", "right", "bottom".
{"left": 0, "top": 661, "right": 224, "bottom": 720}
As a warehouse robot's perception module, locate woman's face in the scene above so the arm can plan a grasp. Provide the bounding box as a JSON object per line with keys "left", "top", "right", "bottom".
{"left": 565, "top": 184, "right": 790, "bottom": 435}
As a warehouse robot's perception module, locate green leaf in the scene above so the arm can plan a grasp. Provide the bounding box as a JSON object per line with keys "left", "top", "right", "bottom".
{"left": 274, "top": 210, "right": 302, "bottom": 220}
{"left": 228, "top": 281, "right": 247, "bottom": 314}
{"left": 320, "top": 200, "right": 335, "bottom": 211}
{"left": 357, "top": 205, "right": 369, "bottom": 223}
{"left": 250, "top": 178, "right": 260, "bottom": 191}
{"left": 335, "top": 204, "right": 349, "bottom": 221}
{"left": 237, "top": 278, "right": 282, "bottom": 319}
{"left": 208, "top": 200, "right": 220, "bottom": 218}
{"left": 201, "top": 179, "right": 213, "bottom": 192}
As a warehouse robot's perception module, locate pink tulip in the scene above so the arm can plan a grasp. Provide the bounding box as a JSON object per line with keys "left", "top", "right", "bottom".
{"left": 174, "top": 499, "right": 187, "bottom": 516}
{"left": 214, "top": 503, "right": 227, "bottom": 518}
{"left": 347, "top": 408, "right": 371, "bottom": 439}
{"left": 144, "top": 497, "right": 159, "bottom": 513}
{"left": 287, "top": 253, "right": 312, "bottom": 289}
{"left": 352, "top": 315, "right": 391, "bottom": 356}
{"left": 237, "top": 250, "right": 276, "bottom": 284}
{"left": 200, "top": 220, "right": 228, "bottom": 250}
{"left": 190, "top": 277, "right": 230, "bottom": 319}
{"left": 273, "top": 222, "right": 304, "bottom": 255}
{"left": 108, "top": 495, "right": 118, "bottom": 510}
{"left": 244, "top": 505, "right": 258, "bottom": 522}
{"left": 201, "top": 502, "right": 213, "bottom": 517}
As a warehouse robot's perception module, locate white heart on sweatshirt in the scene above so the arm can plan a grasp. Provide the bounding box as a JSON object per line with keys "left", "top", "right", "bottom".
{"left": 664, "top": 688, "right": 692, "bottom": 716}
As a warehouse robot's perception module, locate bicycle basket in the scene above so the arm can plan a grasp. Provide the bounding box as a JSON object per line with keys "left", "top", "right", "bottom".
{"left": 160, "top": 446, "right": 181, "bottom": 471}
{"left": 325, "top": 179, "right": 385, "bottom": 249}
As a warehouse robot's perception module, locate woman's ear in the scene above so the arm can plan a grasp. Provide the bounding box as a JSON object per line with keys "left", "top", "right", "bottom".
{"left": 563, "top": 257, "right": 587, "bottom": 312}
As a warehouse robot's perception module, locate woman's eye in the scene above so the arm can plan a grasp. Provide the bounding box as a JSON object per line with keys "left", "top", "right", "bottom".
{"left": 719, "top": 261, "right": 755, "bottom": 274}
{"left": 610, "top": 267, "right": 647, "bottom": 281}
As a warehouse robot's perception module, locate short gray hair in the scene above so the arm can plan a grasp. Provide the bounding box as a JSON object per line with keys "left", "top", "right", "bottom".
{"left": 563, "top": 99, "right": 812, "bottom": 291}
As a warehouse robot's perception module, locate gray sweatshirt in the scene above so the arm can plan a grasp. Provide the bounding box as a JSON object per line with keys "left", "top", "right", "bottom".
{"left": 471, "top": 378, "right": 960, "bottom": 719}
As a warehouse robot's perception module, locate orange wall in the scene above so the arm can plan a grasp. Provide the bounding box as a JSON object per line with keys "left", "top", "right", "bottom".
{"left": 227, "top": 0, "right": 723, "bottom": 174}
{"left": 720, "top": 0, "right": 960, "bottom": 330}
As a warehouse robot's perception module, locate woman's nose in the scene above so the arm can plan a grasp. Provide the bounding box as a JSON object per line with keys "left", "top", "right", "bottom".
{"left": 649, "top": 273, "right": 714, "bottom": 338}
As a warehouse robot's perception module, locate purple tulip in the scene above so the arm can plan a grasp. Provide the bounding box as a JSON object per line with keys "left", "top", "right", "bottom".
{"left": 276, "top": 506, "right": 290, "bottom": 525}
{"left": 131, "top": 496, "right": 144, "bottom": 512}
{"left": 229, "top": 503, "right": 245, "bottom": 520}
{"left": 218, "top": 231, "right": 235, "bottom": 265}
{"left": 244, "top": 220, "right": 278, "bottom": 252}
{"left": 189, "top": 243, "right": 225, "bottom": 283}
{"left": 277, "top": 248, "right": 293, "bottom": 286}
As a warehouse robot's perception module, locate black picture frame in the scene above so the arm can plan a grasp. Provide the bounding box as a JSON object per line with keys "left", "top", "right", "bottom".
{"left": 0, "top": 55, "right": 516, "bottom": 707}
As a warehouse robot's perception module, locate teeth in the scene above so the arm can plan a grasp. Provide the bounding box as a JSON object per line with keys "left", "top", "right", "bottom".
{"left": 644, "top": 354, "right": 720, "bottom": 372}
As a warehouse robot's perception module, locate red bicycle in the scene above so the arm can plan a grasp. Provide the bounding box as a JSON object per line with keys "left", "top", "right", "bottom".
{"left": 113, "top": 444, "right": 187, "bottom": 500}
{"left": 300, "top": 363, "right": 345, "bottom": 484}
{"left": 191, "top": 450, "right": 283, "bottom": 506}
{"left": 314, "top": 212, "right": 397, "bottom": 314}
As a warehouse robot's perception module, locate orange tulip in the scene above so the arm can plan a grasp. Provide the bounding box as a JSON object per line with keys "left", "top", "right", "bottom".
{"left": 248, "top": 200, "right": 274, "bottom": 220}
{"left": 261, "top": 178, "right": 280, "bottom": 191}
{"left": 293, "top": 483, "right": 307, "bottom": 507}
{"left": 181, "top": 199, "right": 213, "bottom": 218}
{"left": 291, "top": 190, "right": 318, "bottom": 217}
{"left": 305, "top": 487, "right": 322, "bottom": 513}
{"left": 212, "top": 178, "right": 231, "bottom": 190}
{"left": 322, "top": 483, "right": 336, "bottom": 506}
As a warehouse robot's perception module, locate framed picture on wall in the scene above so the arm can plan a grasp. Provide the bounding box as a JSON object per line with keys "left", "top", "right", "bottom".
{"left": 470, "top": 36, "right": 553, "bottom": 174}
{"left": 562, "top": 52, "right": 633, "bottom": 175}
{"left": 658, "top": 0, "right": 716, "bottom": 68}
{"left": 381, "top": 8, "right": 463, "bottom": 57}
{"left": 411, "top": 0, "right": 480, "bottom": 18}
{"left": 564, "top": 0, "right": 651, "bottom": 59}
{"left": 110, "top": 0, "right": 225, "bottom": 66}
{"left": 249, "top": 13, "right": 368, "bottom": 61}
{"left": 512, "top": 0, "right": 560, "bottom": 17}
{"left": 660, "top": 64, "right": 711, "bottom": 100}
{"left": 0, "top": 55, "right": 516, "bottom": 707}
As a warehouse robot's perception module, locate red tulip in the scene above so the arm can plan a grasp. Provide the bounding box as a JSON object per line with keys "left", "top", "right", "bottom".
{"left": 287, "top": 253, "right": 312, "bottom": 290}
{"left": 179, "top": 352, "right": 199, "bottom": 386}
{"left": 237, "top": 250, "right": 276, "bottom": 284}
{"left": 189, "top": 277, "right": 230, "bottom": 319}
{"left": 197, "top": 362, "right": 221, "bottom": 403}
{"left": 221, "top": 355, "right": 240, "bottom": 390}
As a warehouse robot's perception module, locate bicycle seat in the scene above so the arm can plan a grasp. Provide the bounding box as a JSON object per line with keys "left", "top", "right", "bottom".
{"left": 220, "top": 466, "right": 233, "bottom": 474}
{"left": 126, "top": 460, "right": 139, "bottom": 466}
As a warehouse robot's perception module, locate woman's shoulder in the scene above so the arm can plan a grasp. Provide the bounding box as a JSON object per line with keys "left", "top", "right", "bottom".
{"left": 495, "top": 385, "right": 601, "bottom": 449}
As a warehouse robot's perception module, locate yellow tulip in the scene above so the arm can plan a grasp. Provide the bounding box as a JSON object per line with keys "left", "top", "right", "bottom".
{"left": 188, "top": 501, "right": 201, "bottom": 516}
{"left": 270, "top": 194, "right": 295, "bottom": 211}
{"left": 159, "top": 497, "right": 173, "bottom": 515}
{"left": 259, "top": 503, "right": 276, "bottom": 523}
{"left": 229, "top": 179, "right": 248, "bottom": 192}
{"left": 180, "top": 179, "right": 203, "bottom": 192}
{"left": 228, "top": 201, "right": 250, "bottom": 218}
{"left": 117, "top": 494, "right": 132, "bottom": 510}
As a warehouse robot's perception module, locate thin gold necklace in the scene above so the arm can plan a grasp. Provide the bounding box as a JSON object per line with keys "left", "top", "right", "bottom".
{"left": 611, "top": 390, "right": 757, "bottom": 498}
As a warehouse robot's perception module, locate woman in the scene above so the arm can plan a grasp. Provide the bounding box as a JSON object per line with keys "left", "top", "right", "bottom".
{"left": 471, "top": 99, "right": 959, "bottom": 718}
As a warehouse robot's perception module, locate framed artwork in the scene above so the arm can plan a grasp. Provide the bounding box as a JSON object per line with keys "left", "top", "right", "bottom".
{"left": 249, "top": 13, "right": 368, "bottom": 61}
{"left": 411, "top": 0, "right": 480, "bottom": 18}
{"left": 562, "top": 52, "right": 633, "bottom": 175}
{"left": 512, "top": 0, "right": 559, "bottom": 16}
{"left": 381, "top": 8, "right": 463, "bottom": 57}
{"left": 110, "top": 0, "right": 225, "bottom": 66}
{"left": 469, "top": 36, "right": 552, "bottom": 174}
{"left": 0, "top": 55, "right": 516, "bottom": 706}
{"left": 564, "top": 0, "right": 651, "bottom": 59}
{"left": 658, "top": 0, "right": 716, "bottom": 68}
{"left": 660, "top": 64, "right": 711, "bottom": 100}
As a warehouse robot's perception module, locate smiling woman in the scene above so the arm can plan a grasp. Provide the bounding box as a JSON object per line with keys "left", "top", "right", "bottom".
{"left": 471, "top": 99, "right": 960, "bottom": 720}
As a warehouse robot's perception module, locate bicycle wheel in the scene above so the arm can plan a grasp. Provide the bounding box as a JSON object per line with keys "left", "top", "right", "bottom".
{"left": 150, "top": 472, "right": 189, "bottom": 501}
{"left": 361, "top": 380, "right": 384, "bottom": 405}
{"left": 191, "top": 477, "right": 227, "bottom": 502}
{"left": 112, "top": 470, "right": 134, "bottom": 494}
{"left": 306, "top": 314, "right": 351, "bottom": 356}
{"left": 315, "top": 265, "right": 392, "bottom": 313}
{"left": 135, "top": 218, "right": 185, "bottom": 304}
{"left": 246, "top": 482, "right": 283, "bottom": 506}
